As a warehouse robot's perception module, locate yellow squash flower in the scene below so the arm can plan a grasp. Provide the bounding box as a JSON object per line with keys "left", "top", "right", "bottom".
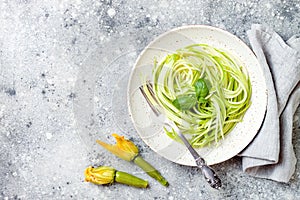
{"left": 84, "top": 166, "right": 115, "bottom": 185}
{"left": 96, "top": 134, "right": 168, "bottom": 186}
{"left": 84, "top": 166, "right": 148, "bottom": 188}
{"left": 96, "top": 133, "right": 138, "bottom": 161}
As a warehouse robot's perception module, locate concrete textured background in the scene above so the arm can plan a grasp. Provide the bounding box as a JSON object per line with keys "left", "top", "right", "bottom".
{"left": 0, "top": 0, "right": 299, "bottom": 199}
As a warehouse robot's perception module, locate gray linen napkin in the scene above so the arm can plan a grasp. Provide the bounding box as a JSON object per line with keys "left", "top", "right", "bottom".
{"left": 239, "top": 24, "right": 300, "bottom": 183}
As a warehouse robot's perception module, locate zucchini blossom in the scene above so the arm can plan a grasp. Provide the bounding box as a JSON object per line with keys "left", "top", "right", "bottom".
{"left": 96, "top": 133, "right": 138, "bottom": 161}
{"left": 84, "top": 166, "right": 148, "bottom": 188}
{"left": 96, "top": 134, "right": 168, "bottom": 186}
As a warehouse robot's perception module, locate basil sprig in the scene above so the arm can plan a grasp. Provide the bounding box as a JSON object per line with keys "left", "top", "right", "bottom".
{"left": 172, "top": 78, "right": 209, "bottom": 111}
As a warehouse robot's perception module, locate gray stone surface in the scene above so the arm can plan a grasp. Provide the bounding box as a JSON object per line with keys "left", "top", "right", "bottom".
{"left": 0, "top": 0, "right": 299, "bottom": 199}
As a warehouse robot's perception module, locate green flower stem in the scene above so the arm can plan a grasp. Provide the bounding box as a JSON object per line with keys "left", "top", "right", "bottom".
{"left": 115, "top": 171, "right": 148, "bottom": 188}
{"left": 133, "top": 155, "right": 169, "bottom": 186}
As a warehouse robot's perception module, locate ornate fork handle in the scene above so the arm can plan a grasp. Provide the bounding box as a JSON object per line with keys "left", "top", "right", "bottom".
{"left": 140, "top": 83, "right": 222, "bottom": 189}
{"left": 166, "top": 120, "right": 221, "bottom": 189}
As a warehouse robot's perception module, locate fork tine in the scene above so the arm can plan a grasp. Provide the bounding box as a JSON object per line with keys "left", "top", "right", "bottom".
{"left": 146, "top": 82, "right": 162, "bottom": 106}
{"left": 139, "top": 82, "right": 160, "bottom": 116}
{"left": 146, "top": 81, "right": 155, "bottom": 97}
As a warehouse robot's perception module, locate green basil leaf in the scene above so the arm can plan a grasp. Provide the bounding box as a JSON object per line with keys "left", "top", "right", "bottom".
{"left": 198, "top": 97, "right": 208, "bottom": 103}
{"left": 194, "top": 78, "right": 209, "bottom": 102}
{"left": 172, "top": 95, "right": 197, "bottom": 111}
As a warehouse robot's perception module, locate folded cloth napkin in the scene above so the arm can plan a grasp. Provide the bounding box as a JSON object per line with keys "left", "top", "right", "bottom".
{"left": 239, "top": 24, "right": 300, "bottom": 183}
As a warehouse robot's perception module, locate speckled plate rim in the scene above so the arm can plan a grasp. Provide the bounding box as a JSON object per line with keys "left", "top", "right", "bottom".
{"left": 127, "top": 25, "right": 267, "bottom": 166}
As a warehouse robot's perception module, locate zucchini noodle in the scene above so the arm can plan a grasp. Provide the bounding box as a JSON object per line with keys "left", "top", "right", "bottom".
{"left": 144, "top": 44, "right": 252, "bottom": 148}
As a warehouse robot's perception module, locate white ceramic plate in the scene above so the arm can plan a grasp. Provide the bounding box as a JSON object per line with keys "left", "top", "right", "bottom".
{"left": 127, "top": 25, "right": 267, "bottom": 166}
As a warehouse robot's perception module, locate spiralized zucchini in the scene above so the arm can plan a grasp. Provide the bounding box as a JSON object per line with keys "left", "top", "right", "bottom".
{"left": 144, "top": 44, "right": 252, "bottom": 148}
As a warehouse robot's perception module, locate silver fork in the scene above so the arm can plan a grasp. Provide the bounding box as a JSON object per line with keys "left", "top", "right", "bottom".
{"left": 139, "top": 82, "right": 222, "bottom": 189}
